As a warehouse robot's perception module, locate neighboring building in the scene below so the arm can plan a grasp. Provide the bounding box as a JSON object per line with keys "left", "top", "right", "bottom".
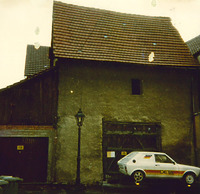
{"left": 186, "top": 35, "right": 200, "bottom": 169}
{"left": 0, "top": 68, "right": 58, "bottom": 182}
{"left": 0, "top": 1, "right": 199, "bottom": 185}
{"left": 24, "top": 45, "right": 51, "bottom": 78}
{"left": 186, "top": 35, "right": 200, "bottom": 63}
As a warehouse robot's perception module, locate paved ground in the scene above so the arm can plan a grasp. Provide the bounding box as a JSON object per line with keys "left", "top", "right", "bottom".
{"left": 17, "top": 180, "right": 200, "bottom": 194}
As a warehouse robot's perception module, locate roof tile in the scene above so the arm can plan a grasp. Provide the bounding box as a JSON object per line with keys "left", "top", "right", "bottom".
{"left": 186, "top": 35, "right": 200, "bottom": 56}
{"left": 25, "top": 45, "right": 50, "bottom": 76}
{"left": 52, "top": 1, "right": 198, "bottom": 67}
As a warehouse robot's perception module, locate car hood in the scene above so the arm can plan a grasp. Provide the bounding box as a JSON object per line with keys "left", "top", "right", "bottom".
{"left": 177, "top": 163, "right": 200, "bottom": 171}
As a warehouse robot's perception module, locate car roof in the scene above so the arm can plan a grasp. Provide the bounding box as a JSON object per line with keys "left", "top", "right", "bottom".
{"left": 132, "top": 151, "right": 166, "bottom": 155}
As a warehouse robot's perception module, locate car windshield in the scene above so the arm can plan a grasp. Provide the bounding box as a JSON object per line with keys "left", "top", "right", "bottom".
{"left": 120, "top": 152, "right": 138, "bottom": 163}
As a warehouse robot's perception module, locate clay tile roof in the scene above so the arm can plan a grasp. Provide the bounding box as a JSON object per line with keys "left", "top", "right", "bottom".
{"left": 186, "top": 35, "right": 200, "bottom": 56}
{"left": 24, "top": 45, "right": 50, "bottom": 76}
{"left": 52, "top": 1, "right": 199, "bottom": 67}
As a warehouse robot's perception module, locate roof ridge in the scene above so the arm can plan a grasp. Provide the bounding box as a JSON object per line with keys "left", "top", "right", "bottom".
{"left": 54, "top": 0, "right": 171, "bottom": 21}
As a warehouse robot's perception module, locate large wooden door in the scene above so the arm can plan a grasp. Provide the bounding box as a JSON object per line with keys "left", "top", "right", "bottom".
{"left": 0, "top": 137, "right": 48, "bottom": 182}
{"left": 102, "top": 121, "right": 161, "bottom": 181}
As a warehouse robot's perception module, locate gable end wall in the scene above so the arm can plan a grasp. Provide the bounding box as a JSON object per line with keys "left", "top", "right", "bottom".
{"left": 56, "top": 59, "right": 193, "bottom": 184}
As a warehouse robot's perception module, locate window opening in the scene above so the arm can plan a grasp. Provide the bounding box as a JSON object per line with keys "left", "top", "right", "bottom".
{"left": 132, "top": 79, "right": 142, "bottom": 95}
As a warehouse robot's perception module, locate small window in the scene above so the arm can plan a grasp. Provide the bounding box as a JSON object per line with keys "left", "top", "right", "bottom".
{"left": 132, "top": 79, "right": 142, "bottom": 95}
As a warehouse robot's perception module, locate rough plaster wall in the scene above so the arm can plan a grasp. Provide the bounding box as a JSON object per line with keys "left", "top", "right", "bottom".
{"left": 56, "top": 61, "right": 193, "bottom": 184}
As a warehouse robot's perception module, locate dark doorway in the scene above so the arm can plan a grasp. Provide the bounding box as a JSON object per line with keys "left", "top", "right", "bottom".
{"left": 0, "top": 137, "right": 48, "bottom": 182}
{"left": 102, "top": 121, "right": 161, "bottom": 181}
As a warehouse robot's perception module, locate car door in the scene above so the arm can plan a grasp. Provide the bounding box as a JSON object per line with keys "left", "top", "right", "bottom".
{"left": 141, "top": 153, "right": 158, "bottom": 178}
{"left": 153, "top": 154, "right": 179, "bottom": 178}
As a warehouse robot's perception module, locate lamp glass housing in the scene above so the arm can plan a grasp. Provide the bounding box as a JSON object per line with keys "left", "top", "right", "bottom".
{"left": 75, "top": 108, "right": 85, "bottom": 126}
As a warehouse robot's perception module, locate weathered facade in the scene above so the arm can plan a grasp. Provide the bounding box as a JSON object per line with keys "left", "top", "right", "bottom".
{"left": 0, "top": 68, "right": 58, "bottom": 182}
{"left": 52, "top": 1, "right": 199, "bottom": 184}
{"left": 187, "top": 35, "right": 200, "bottom": 167}
{"left": 55, "top": 59, "right": 197, "bottom": 184}
{"left": 0, "top": 68, "right": 57, "bottom": 125}
{"left": 0, "top": 1, "right": 199, "bottom": 185}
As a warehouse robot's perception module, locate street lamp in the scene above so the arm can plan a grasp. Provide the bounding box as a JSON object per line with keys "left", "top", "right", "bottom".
{"left": 75, "top": 108, "right": 85, "bottom": 186}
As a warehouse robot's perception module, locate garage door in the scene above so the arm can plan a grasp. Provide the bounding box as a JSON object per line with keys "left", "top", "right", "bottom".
{"left": 102, "top": 121, "right": 161, "bottom": 181}
{"left": 0, "top": 137, "right": 48, "bottom": 182}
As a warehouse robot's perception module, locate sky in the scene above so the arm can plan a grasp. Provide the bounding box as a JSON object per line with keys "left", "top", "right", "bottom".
{"left": 0, "top": 0, "right": 200, "bottom": 89}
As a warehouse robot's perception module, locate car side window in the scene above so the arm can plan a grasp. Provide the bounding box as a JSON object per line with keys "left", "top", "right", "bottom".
{"left": 155, "top": 154, "right": 173, "bottom": 164}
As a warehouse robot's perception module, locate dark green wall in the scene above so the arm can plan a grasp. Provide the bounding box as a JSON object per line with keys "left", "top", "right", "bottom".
{"left": 56, "top": 59, "right": 194, "bottom": 184}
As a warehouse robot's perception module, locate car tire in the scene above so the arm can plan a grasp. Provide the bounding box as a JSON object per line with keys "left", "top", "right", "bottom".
{"left": 183, "top": 172, "right": 196, "bottom": 185}
{"left": 132, "top": 170, "right": 145, "bottom": 183}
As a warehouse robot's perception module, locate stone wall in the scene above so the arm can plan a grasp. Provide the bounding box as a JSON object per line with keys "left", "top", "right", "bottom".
{"left": 56, "top": 60, "right": 193, "bottom": 184}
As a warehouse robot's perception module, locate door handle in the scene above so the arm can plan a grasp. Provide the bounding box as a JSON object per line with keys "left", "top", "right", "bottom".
{"left": 155, "top": 164, "right": 160, "bottom": 166}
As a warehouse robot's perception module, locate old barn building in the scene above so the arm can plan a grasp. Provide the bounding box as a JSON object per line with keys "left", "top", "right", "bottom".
{"left": 0, "top": 1, "right": 199, "bottom": 185}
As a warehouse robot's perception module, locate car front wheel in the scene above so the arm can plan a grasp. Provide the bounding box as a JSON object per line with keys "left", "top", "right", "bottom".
{"left": 132, "top": 170, "right": 145, "bottom": 183}
{"left": 184, "top": 173, "right": 196, "bottom": 185}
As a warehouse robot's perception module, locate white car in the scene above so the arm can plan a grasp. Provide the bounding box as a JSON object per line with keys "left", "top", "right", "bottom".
{"left": 117, "top": 151, "right": 200, "bottom": 185}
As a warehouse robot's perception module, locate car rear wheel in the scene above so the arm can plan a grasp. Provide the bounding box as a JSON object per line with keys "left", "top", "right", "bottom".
{"left": 132, "top": 171, "right": 145, "bottom": 183}
{"left": 184, "top": 173, "right": 196, "bottom": 185}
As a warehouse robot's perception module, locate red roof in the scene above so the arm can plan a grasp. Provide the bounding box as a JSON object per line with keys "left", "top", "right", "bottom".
{"left": 52, "top": 1, "right": 198, "bottom": 67}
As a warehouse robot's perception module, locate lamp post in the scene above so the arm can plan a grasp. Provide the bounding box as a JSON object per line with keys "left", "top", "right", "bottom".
{"left": 75, "top": 108, "right": 85, "bottom": 186}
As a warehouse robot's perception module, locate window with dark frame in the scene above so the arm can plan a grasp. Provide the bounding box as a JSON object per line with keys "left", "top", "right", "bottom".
{"left": 132, "top": 79, "right": 142, "bottom": 95}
